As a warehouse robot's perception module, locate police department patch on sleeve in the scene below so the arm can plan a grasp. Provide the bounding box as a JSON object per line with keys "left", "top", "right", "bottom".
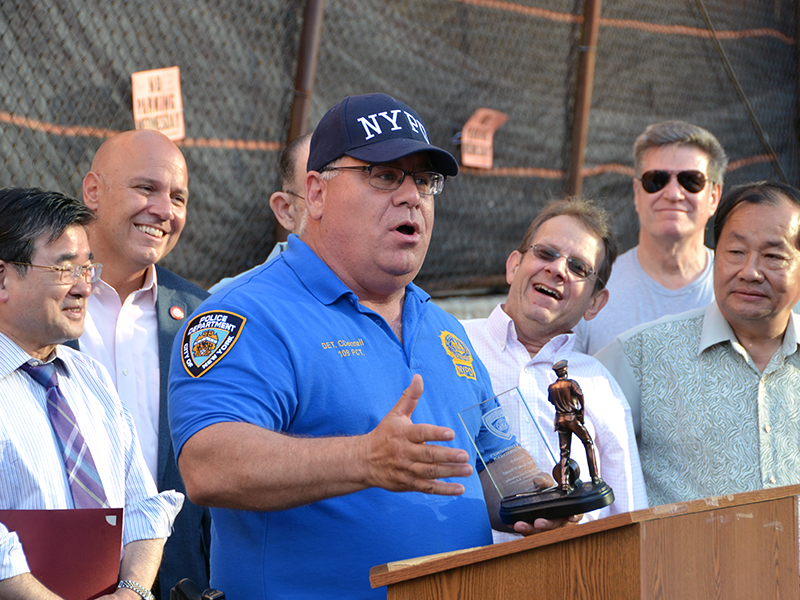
{"left": 181, "top": 311, "right": 247, "bottom": 377}
{"left": 439, "top": 331, "right": 476, "bottom": 380}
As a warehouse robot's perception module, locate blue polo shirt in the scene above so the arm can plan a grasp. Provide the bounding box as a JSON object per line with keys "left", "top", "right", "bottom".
{"left": 169, "top": 235, "right": 513, "bottom": 600}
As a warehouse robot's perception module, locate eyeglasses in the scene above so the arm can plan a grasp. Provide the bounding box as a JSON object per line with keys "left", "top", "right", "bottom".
{"left": 320, "top": 164, "right": 446, "bottom": 196}
{"left": 638, "top": 170, "right": 707, "bottom": 194}
{"left": 7, "top": 261, "right": 103, "bottom": 284}
{"left": 527, "top": 244, "right": 600, "bottom": 282}
{"left": 284, "top": 190, "right": 305, "bottom": 200}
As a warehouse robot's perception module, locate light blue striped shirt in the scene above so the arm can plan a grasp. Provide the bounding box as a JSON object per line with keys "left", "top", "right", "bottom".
{"left": 0, "top": 333, "right": 183, "bottom": 580}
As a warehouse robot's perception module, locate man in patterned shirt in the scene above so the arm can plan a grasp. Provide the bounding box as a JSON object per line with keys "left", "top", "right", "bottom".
{"left": 597, "top": 180, "right": 800, "bottom": 507}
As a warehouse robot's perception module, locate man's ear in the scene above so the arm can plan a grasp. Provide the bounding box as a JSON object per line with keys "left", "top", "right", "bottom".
{"left": 708, "top": 182, "right": 722, "bottom": 217}
{"left": 82, "top": 171, "right": 101, "bottom": 211}
{"left": 582, "top": 288, "right": 609, "bottom": 322}
{"left": 505, "top": 250, "right": 523, "bottom": 286}
{"left": 304, "top": 172, "right": 325, "bottom": 222}
{"left": 269, "top": 192, "right": 296, "bottom": 232}
{"left": 632, "top": 177, "right": 643, "bottom": 217}
{"left": 0, "top": 262, "right": 12, "bottom": 303}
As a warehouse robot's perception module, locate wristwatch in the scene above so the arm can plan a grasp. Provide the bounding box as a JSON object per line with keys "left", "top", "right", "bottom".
{"left": 118, "top": 579, "right": 156, "bottom": 600}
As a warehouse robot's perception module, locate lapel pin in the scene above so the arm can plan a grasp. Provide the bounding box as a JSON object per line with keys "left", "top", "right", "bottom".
{"left": 170, "top": 306, "right": 185, "bottom": 320}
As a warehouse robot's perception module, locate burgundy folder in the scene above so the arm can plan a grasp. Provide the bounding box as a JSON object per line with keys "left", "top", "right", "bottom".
{"left": 0, "top": 508, "right": 123, "bottom": 600}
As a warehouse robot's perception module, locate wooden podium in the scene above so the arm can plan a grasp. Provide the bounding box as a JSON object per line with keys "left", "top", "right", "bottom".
{"left": 370, "top": 485, "right": 800, "bottom": 599}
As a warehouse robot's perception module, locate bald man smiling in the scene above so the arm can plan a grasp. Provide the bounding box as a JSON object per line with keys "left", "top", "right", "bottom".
{"left": 74, "top": 130, "right": 210, "bottom": 599}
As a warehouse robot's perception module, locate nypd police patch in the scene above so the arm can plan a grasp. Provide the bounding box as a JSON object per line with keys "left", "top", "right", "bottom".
{"left": 181, "top": 310, "right": 246, "bottom": 377}
{"left": 439, "top": 330, "right": 476, "bottom": 380}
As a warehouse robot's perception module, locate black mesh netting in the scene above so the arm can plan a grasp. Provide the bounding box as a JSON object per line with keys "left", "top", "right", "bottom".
{"left": 1, "top": 0, "right": 796, "bottom": 292}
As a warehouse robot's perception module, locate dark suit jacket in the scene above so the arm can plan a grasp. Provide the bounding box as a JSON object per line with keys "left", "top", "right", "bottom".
{"left": 153, "top": 266, "right": 210, "bottom": 598}
{"left": 69, "top": 266, "right": 210, "bottom": 599}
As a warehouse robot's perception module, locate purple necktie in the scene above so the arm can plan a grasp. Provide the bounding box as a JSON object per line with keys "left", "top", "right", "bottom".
{"left": 19, "top": 361, "right": 109, "bottom": 508}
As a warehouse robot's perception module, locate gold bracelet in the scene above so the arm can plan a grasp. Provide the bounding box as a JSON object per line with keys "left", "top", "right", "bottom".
{"left": 118, "top": 580, "right": 155, "bottom": 600}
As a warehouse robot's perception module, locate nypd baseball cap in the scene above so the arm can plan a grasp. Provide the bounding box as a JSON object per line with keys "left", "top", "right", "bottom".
{"left": 307, "top": 93, "right": 458, "bottom": 177}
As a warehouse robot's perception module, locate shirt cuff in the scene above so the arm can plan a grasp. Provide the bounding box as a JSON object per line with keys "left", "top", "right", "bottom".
{"left": 122, "top": 490, "right": 185, "bottom": 546}
{"left": 0, "top": 525, "right": 31, "bottom": 581}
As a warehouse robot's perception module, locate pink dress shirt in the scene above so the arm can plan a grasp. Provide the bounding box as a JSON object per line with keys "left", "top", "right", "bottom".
{"left": 79, "top": 266, "right": 160, "bottom": 480}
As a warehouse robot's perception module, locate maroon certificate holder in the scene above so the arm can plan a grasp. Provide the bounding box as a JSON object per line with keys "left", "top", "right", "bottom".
{"left": 0, "top": 508, "right": 124, "bottom": 600}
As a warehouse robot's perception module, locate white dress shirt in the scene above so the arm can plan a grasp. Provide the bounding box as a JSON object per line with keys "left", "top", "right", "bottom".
{"left": 80, "top": 266, "right": 160, "bottom": 480}
{"left": 0, "top": 333, "right": 183, "bottom": 580}
{"left": 462, "top": 304, "right": 648, "bottom": 542}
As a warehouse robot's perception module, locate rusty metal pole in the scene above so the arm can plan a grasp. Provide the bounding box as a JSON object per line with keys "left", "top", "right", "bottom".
{"left": 276, "top": 0, "right": 326, "bottom": 241}
{"left": 566, "top": 0, "right": 602, "bottom": 197}
{"left": 287, "top": 0, "right": 326, "bottom": 141}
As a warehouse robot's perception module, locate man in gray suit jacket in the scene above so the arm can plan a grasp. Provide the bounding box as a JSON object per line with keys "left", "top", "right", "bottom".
{"left": 73, "top": 130, "right": 210, "bottom": 600}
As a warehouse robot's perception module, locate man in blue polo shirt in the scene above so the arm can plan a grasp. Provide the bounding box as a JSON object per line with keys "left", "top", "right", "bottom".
{"left": 168, "top": 94, "right": 561, "bottom": 600}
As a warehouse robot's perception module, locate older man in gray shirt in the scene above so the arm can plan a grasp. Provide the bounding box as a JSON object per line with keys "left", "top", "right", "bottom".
{"left": 575, "top": 121, "right": 727, "bottom": 355}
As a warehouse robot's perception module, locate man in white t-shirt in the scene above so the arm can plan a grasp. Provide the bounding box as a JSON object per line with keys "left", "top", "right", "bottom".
{"left": 574, "top": 121, "right": 727, "bottom": 355}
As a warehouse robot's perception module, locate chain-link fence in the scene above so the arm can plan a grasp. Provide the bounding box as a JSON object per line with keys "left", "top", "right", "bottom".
{"left": 1, "top": 0, "right": 796, "bottom": 292}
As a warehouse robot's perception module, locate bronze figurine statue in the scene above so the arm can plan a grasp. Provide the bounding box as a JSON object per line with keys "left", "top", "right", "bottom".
{"left": 548, "top": 359, "right": 601, "bottom": 491}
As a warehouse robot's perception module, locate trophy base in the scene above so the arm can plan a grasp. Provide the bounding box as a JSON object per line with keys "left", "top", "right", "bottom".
{"left": 498, "top": 479, "right": 615, "bottom": 525}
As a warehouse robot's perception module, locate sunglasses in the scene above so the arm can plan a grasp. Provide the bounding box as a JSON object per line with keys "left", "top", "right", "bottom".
{"left": 638, "top": 170, "right": 707, "bottom": 194}
{"left": 527, "top": 244, "right": 598, "bottom": 281}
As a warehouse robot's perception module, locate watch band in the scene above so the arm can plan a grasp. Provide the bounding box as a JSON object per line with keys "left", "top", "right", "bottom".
{"left": 118, "top": 579, "right": 155, "bottom": 600}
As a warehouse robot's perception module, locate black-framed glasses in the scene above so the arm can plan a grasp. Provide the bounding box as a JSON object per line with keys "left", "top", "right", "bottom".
{"left": 6, "top": 261, "right": 103, "bottom": 284}
{"left": 527, "top": 244, "right": 599, "bottom": 282}
{"left": 284, "top": 190, "right": 305, "bottom": 200}
{"left": 637, "top": 170, "right": 707, "bottom": 194}
{"left": 320, "top": 164, "right": 446, "bottom": 196}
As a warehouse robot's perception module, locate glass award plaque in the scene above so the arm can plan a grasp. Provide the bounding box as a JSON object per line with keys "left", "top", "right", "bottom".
{"left": 458, "top": 387, "right": 548, "bottom": 499}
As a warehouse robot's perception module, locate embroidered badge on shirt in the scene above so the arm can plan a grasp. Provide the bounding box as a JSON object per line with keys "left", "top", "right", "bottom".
{"left": 181, "top": 311, "right": 246, "bottom": 377}
{"left": 439, "top": 331, "right": 476, "bottom": 380}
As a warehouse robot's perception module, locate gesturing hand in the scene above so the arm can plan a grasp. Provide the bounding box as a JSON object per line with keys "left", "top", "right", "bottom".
{"left": 358, "top": 374, "right": 473, "bottom": 495}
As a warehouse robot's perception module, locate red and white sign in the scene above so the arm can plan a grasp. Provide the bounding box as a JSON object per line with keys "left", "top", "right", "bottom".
{"left": 131, "top": 66, "right": 185, "bottom": 140}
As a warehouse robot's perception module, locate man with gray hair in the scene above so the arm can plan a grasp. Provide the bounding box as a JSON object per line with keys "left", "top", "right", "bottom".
{"left": 574, "top": 120, "right": 728, "bottom": 355}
